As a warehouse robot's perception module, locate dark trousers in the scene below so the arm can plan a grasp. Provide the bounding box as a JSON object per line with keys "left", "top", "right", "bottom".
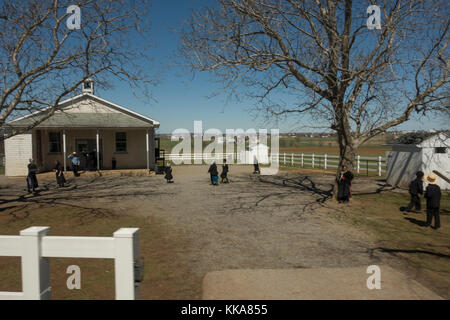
{"left": 426, "top": 207, "right": 440, "bottom": 228}
{"left": 72, "top": 165, "right": 80, "bottom": 177}
{"left": 406, "top": 193, "right": 421, "bottom": 211}
{"left": 221, "top": 173, "right": 229, "bottom": 183}
{"left": 27, "top": 173, "right": 38, "bottom": 192}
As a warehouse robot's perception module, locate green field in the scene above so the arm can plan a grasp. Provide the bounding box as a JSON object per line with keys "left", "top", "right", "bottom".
{"left": 160, "top": 135, "right": 392, "bottom": 158}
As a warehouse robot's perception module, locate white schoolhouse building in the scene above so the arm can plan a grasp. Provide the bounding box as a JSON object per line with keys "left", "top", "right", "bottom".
{"left": 4, "top": 80, "right": 160, "bottom": 176}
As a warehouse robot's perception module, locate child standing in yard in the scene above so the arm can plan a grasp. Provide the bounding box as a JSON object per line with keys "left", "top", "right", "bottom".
{"left": 54, "top": 160, "right": 66, "bottom": 187}
{"left": 253, "top": 156, "right": 260, "bottom": 174}
{"left": 406, "top": 171, "right": 424, "bottom": 212}
{"left": 424, "top": 174, "right": 441, "bottom": 229}
{"left": 164, "top": 163, "right": 174, "bottom": 183}
{"left": 221, "top": 159, "right": 229, "bottom": 183}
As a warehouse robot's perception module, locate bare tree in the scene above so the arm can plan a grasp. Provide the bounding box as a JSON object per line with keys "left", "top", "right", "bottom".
{"left": 180, "top": 0, "right": 449, "bottom": 180}
{"left": 0, "top": 0, "right": 155, "bottom": 139}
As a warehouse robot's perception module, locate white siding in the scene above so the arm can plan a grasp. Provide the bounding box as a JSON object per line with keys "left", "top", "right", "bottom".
{"left": 5, "top": 134, "right": 33, "bottom": 176}
{"left": 422, "top": 147, "right": 450, "bottom": 190}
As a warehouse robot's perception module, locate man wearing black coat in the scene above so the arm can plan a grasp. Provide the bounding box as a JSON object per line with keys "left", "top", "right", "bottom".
{"left": 406, "top": 171, "right": 424, "bottom": 212}
{"left": 424, "top": 174, "right": 441, "bottom": 229}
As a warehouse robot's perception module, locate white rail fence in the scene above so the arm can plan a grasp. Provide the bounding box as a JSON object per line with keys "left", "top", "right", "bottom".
{"left": 167, "top": 153, "right": 387, "bottom": 176}
{"left": 0, "top": 226, "right": 142, "bottom": 300}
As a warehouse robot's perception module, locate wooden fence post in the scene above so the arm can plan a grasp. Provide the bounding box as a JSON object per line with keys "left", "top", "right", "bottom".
{"left": 301, "top": 153, "right": 304, "bottom": 167}
{"left": 114, "top": 228, "right": 140, "bottom": 300}
{"left": 291, "top": 153, "right": 294, "bottom": 166}
{"left": 324, "top": 154, "right": 327, "bottom": 170}
{"left": 20, "top": 227, "right": 51, "bottom": 300}
{"left": 312, "top": 154, "right": 315, "bottom": 168}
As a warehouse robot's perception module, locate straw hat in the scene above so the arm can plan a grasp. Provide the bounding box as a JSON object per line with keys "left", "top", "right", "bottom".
{"left": 424, "top": 173, "right": 438, "bottom": 185}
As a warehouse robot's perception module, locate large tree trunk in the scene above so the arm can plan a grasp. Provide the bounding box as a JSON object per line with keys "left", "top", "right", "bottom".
{"left": 334, "top": 107, "right": 358, "bottom": 199}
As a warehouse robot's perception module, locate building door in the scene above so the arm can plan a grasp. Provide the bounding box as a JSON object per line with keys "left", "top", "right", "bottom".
{"left": 76, "top": 139, "right": 103, "bottom": 169}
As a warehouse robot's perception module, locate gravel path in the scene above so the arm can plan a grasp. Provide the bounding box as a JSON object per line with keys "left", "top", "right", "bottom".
{"left": 0, "top": 166, "right": 398, "bottom": 298}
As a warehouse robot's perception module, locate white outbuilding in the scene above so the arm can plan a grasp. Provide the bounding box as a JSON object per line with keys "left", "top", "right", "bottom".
{"left": 386, "top": 132, "right": 450, "bottom": 190}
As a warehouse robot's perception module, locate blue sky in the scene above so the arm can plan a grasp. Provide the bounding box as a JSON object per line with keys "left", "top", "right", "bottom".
{"left": 97, "top": 0, "right": 448, "bottom": 134}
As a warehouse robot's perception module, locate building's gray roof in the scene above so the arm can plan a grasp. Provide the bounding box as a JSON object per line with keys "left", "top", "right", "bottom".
{"left": 7, "top": 112, "right": 155, "bottom": 128}
{"left": 6, "top": 93, "right": 159, "bottom": 129}
{"left": 391, "top": 131, "right": 449, "bottom": 146}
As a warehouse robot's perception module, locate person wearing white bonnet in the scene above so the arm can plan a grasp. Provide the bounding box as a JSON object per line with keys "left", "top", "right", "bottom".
{"left": 424, "top": 173, "right": 441, "bottom": 229}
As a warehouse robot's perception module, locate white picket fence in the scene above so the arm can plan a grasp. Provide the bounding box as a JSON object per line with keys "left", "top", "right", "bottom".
{"left": 167, "top": 153, "right": 387, "bottom": 176}
{"left": 0, "top": 226, "right": 141, "bottom": 300}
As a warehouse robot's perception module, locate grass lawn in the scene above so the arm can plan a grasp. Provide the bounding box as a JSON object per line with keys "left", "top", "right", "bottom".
{"left": 329, "top": 191, "right": 450, "bottom": 298}
{"left": 0, "top": 203, "right": 198, "bottom": 299}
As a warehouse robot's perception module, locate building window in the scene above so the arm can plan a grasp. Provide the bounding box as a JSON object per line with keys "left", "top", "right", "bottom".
{"left": 435, "top": 147, "right": 447, "bottom": 154}
{"left": 48, "top": 132, "right": 61, "bottom": 153}
{"left": 115, "top": 132, "right": 127, "bottom": 152}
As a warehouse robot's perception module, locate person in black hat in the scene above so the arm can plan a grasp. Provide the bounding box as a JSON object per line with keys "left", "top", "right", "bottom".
{"left": 424, "top": 173, "right": 441, "bottom": 229}
{"left": 406, "top": 171, "right": 424, "bottom": 212}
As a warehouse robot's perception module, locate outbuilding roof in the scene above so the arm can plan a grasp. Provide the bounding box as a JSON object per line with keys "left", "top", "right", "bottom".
{"left": 389, "top": 132, "right": 449, "bottom": 148}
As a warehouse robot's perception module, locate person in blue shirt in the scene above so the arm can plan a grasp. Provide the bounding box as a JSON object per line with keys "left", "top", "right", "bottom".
{"left": 68, "top": 152, "right": 81, "bottom": 177}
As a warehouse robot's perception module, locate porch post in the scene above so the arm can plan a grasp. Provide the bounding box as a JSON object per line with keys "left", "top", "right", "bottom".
{"left": 96, "top": 129, "right": 100, "bottom": 171}
{"left": 146, "top": 130, "right": 150, "bottom": 172}
{"left": 63, "top": 129, "right": 67, "bottom": 172}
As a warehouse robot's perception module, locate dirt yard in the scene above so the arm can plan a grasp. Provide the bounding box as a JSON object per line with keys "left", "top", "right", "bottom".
{"left": 0, "top": 165, "right": 448, "bottom": 299}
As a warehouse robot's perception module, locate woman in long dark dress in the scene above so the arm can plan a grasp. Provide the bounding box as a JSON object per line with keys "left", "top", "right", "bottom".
{"left": 26, "top": 159, "right": 39, "bottom": 193}
{"left": 208, "top": 162, "right": 219, "bottom": 185}
{"left": 54, "top": 160, "right": 66, "bottom": 187}
{"left": 337, "top": 165, "right": 354, "bottom": 203}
